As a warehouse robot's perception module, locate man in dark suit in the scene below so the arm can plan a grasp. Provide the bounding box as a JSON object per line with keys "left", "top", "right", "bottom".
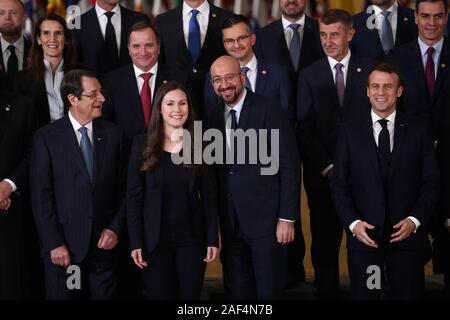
{"left": 207, "top": 56, "right": 300, "bottom": 299}
{"left": 331, "top": 63, "right": 439, "bottom": 299}
{"left": 204, "top": 15, "right": 295, "bottom": 124}
{"left": 0, "top": 0, "right": 31, "bottom": 89}
{"left": 30, "top": 70, "right": 126, "bottom": 300}
{"left": 352, "top": 0, "right": 418, "bottom": 61}
{"left": 254, "top": 0, "right": 324, "bottom": 87}
{"left": 156, "top": 0, "right": 233, "bottom": 116}
{"left": 297, "top": 9, "right": 376, "bottom": 299}
{"left": 0, "top": 69, "right": 40, "bottom": 299}
{"left": 102, "top": 21, "right": 186, "bottom": 144}
{"left": 72, "top": 0, "right": 149, "bottom": 78}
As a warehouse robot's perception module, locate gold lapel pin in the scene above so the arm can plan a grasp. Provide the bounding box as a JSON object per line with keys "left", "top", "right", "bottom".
{"left": 404, "top": 17, "right": 408, "bottom": 22}
{"left": 5, "top": 104, "right": 11, "bottom": 112}
{"left": 212, "top": 13, "right": 216, "bottom": 18}
{"left": 262, "top": 70, "right": 267, "bottom": 75}
{"left": 163, "top": 80, "right": 168, "bottom": 84}
{"left": 441, "top": 63, "right": 446, "bottom": 68}
{"left": 357, "top": 68, "right": 362, "bottom": 73}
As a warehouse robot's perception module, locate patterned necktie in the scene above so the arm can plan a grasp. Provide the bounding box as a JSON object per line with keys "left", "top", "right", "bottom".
{"left": 288, "top": 24, "right": 301, "bottom": 71}
{"left": 78, "top": 126, "right": 94, "bottom": 181}
{"left": 140, "top": 73, "right": 153, "bottom": 128}
{"left": 381, "top": 11, "right": 394, "bottom": 55}
{"left": 334, "top": 63, "right": 345, "bottom": 106}
{"left": 104, "top": 11, "right": 119, "bottom": 70}
{"left": 425, "top": 47, "right": 435, "bottom": 96}
{"left": 240, "top": 66, "right": 252, "bottom": 91}
{"left": 7, "top": 45, "right": 18, "bottom": 77}
{"left": 188, "top": 9, "right": 201, "bottom": 64}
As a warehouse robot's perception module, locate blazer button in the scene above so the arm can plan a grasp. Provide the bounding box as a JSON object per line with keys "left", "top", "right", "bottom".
{"left": 193, "top": 68, "right": 197, "bottom": 73}
{"left": 229, "top": 170, "right": 234, "bottom": 175}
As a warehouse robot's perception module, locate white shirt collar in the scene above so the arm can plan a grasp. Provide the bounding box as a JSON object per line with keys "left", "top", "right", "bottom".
{"left": 282, "top": 14, "right": 305, "bottom": 30}
{"left": 95, "top": 2, "right": 121, "bottom": 19}
{"left": 1, "top": 36, "right": 24, "bottom": 54}
{"left": 242, "top": 54, "right": 257, "bottom": 72}
{"left": 371, "top": 109, "right": 397, "bottom": 125}
{"left": 225, "top": 88, "right": 247, "bottom": 113}
{"left": 43, "top": 58, "right": 64, "bottom": 73}
{"left": 418, "top": 36, "right": 444, "bottom": 57}
{"left": 183, "top": 0, "right": 210, "bottom": 17}
{"left": 327, "top": 49, "right": 351, "bottom": 70}
{"left": 133, "top": 62, "right": 158, "bottom": 79}
{"left": 372, "top": 1, "right": 398, "bottom": 16}
{"left": 68, "top": 109, "right": 93, "bottom": 133}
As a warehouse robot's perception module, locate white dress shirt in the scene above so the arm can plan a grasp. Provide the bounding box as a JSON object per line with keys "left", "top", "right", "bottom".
{"left": 418, "top": 36, "right": 444, "bottom": 79}
{"left": 183, "top": 0, "right": 210, "bottom": 48}
{"left": 69, "top": 110, "right": 94, "bottom": 146}
{"left": 349, "top": 110, "right": 420, "bottom": 234}
{"left": 133, "top": 62, "right": 158, "bottom": 100}
{"left": 1, "top": 36, "right": 24, "bottom": 72}
{"left": 44, "top": 59, "right": 65, "bottom": 122}
{"left": 241, "top": 54, "right": 258, "bottom": 91}
{"left": 95, "top": 2, "right": 121, "bottom": 53}
{"left": 282, "top": 14, "right": 305, "bottom": 51}
{"left": 327, "top": 49, "right": 351, "bottom": 87}
{"left": 372, "top": 2, "right": 398, "bottom": 44}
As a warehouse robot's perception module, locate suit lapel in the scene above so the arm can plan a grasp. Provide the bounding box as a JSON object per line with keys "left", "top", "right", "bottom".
{"left": 23, "top": 36, "right": 31, "bottom": 68}
{"left": 318, "top": 59, "right": 341, "bottom": 108}
{"left": 255, "top": 60, "right": 269, "bottom": 94}
{"left": 395, "top": 6, "right": 412, "bottom": 46}
{"left": 237, "top": 91, "right": 254, "bottom": 131}
{"left": 274, "top": 19, "right": 293, "bottom": 71}
{"left": 173, "top": 7, "right": 192, "bottom": 66}
{"left": 433, "top": 40, "right": 450, "bottom": 103}
{"left": 410, "top": 42, "right": 430, "bottom": 99}
{"left": 124, "top": 66, "right": 146, "bottom": 126}
{"left": 0, "top": 41, "right": 4, "bottom": 70}
{"left": 93, "top": 120, "right": 106, "bottom": 185}
{"left": 0, "top": 98, "right": 12, "bottom": 143}
{"left": 389, "top": 112, "right": 406, "bottom": 178}
{"left": 343, "top": 55, "right": 363, "bottom": 108}
{"left": 200, "top": 6, "right": 220, "bottom": 61}
{"left": 87, "top": 8, "right": 104, "bottom": 48}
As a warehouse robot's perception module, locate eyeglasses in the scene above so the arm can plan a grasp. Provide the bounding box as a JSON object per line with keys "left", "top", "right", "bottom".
{"left": 80, "top": 90, "right": 107, "bottom": 100}
{"left": 211, "top": 73, "right": 241, "bottom": 85}
{"left": 222, "top": 34, "right": 252, "bottom": 45}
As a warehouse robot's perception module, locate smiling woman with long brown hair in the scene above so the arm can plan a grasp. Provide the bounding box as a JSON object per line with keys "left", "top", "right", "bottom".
{"left": 126, "top": 81, "right": 219, "bottom": 299}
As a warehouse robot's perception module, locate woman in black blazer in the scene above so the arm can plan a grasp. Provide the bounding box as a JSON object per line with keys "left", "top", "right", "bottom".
{"left": 127, "top": 81, "right": 219, "bottom": 299}
{"left": 16, "top": 13, "right": 78, "bottom": 127}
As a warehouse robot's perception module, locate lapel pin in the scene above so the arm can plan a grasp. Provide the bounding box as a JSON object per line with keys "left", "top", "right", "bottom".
{"left": 441, "top": 63, "right": 446, "bottom": 68}
{"left": 212, "top": 13, "right": 216, "bottom": 18}
{"left": 5, "top": 104, "right": 11, "bottom": 112}
{"left": 262, "top": 70, "right": 267, "bottom": 75}
{"left": 357, "top": 68, "right": 362, "bottom": 73}
{"left": 404, "top": 17, "right": 408, "bottom": 22}
{"left": 97, "top": 137, "right": 102, "bottom": 141}
{"left": 163, "top": 80, "right": 168, "bottom": 84}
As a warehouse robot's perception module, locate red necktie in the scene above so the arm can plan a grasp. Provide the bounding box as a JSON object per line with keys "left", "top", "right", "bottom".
{"left": 425, "top": 47, "right": 435, "bottom": 97}
{"left": 140, "top": 73, "right": 153, "bottom": 128}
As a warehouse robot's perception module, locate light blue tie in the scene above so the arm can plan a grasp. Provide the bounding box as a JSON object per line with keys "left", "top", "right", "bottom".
{"left": 289, "top": 23, "right": 301, "bottom": 71}
{"left": 78, "top": 127, "right": 94, "bottom": 181}
{"left": 188, "top": 9, "right": 201, "bottom": 64}
{"left": 240, "top": 66, "right": 252, "bottom": 91}
{"left": 381, "top": 11, "right": 394, "bottom": 55}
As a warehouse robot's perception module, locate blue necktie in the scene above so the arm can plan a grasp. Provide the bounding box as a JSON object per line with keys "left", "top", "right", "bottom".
{"left": 188, "top": 9, "right": 201, "bottom": 64}
{"left": 381, "top": 11, "right": 394, "bottom": 55}
{"left": 78, "top": 127, "right": 94, "bottom": 181}
{"left": 288, "top": 23, "right": 301, "bottom": 71}
{"left": 240, "top": 66, "right": 252, "bottom": 91}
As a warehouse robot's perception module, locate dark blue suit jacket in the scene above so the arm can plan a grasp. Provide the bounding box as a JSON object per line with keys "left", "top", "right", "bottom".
{"left": 72, "top": 6, "right": 148, "bottom": 78}
{"left": 101, "top": 64, "right": 188, "bottom": 142}
{"left": 331, "top": 111, "right": 439, "bottom": 252}
{"left": 387, "top": 39, "right": 450, "bottom": 136}
{"left": 126, "top": 134, "right": 219, "bottom": 254}
{"left": 297, "top": 54, "right": 376, "bottom": 174}
{"left": 254, "top": 16, "right": 324, "bottom": 84}
{"left": 203, "top": 59, "right": 294, "bottom": 123}
{"left": 351, "top": 5, "right": 417, "bottom": 61}
{"left": 30, "top": 117, "right": 126, "bottom": 263}
{"left": 206, "top": 90, "right": 300, "bottom": 239}
{"left": 0, "top": 36, "right": 31, "bottom": 91}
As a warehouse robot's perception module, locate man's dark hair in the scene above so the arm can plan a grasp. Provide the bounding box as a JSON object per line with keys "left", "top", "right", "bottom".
{"left": 60, "top": 69, "right": 97, "bottom": 109}
{"left": 368, "top": 62, "right": 403, "bottom": 87}
{"left": 416, "top": 0, "right": 448, "bottom": 13}
{"left": 320, "top": 9, "right": 353, "bottom": 28}
{"left": 221, "top": 14, "right": 252, "bottom": 32}
{"left": 127, "top": 20, "right": 160, "bottom": 44}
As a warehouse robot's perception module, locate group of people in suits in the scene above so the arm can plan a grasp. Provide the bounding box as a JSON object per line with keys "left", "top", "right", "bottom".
{"left": 2, "top": 0, "right": 450, "bottom": 300}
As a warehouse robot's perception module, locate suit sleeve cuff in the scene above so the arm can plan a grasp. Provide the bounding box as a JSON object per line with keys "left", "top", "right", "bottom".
{"left": 407, "top": 216, "right": 420, "bottom": 233}
{"left": 349, "top": 219, "right": 361, "bottom": 235}
{"left": 2, "top": 179, "right": 17, "bottom": 192}
{"left": 321, "top": 164, "right": 333, "bottom": 177}
{"left": 279, "top": 218, "right": 295, "bottom": 223}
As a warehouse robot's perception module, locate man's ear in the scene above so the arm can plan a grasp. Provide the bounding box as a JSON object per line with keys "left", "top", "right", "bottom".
{"left": 68, "top": 93, "right": 78, "bottom": 106}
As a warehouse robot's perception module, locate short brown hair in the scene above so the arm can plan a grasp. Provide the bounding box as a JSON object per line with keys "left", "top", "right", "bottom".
{"left": 127, "top": 20, "right": 159, "bottom": 45}
{"left": 367, "top": 62, "right": 403, "bottom": 87}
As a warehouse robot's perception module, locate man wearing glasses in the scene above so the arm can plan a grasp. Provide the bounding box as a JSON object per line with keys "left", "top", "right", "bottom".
{"left": 30, "top": 70, "right": 126, "bottom": 300}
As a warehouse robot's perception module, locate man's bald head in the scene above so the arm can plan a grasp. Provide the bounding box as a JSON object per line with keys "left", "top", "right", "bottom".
{"left": 210, "top": 56, "right": 246, "bottom": 106}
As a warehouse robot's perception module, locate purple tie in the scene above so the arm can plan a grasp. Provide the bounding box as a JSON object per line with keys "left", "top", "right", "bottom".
{"left": 425, "top": 47, "right": 435, "bottom": 96}
{"left": 335, "top": 63, "right": 345, "bottom": 106}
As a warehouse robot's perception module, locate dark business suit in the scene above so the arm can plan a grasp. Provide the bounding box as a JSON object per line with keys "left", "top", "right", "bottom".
{"left": 351, "top": 5, "right": 417, "bottom": 61}
{"left": 297, "top": 54, "right": 375, "bottom": 298}
{"left": 127, "top": 134, "right": 218, "bottom": 299}
{"left": 206, "top": 90, "right": 300, "bottom": 299}
{"left": 156, "top": 3, "right": 233, "bottom": 115}
{"left": 331, "top": 110, "right": 439, "bottom": 299}
{"left": 72, "top": 6, "right": 148, "bottom": 78}
{"left": 0, "top": 36, "right": 31, "bottom": 91}
{"left": 0, "top": 92, "right": 40, "bottom": 299}
{"left": 30, "top": 116, "right": 126, "bottom": 299}
{"left": 102, "top": 64, "right": 188, "bottom": 142}
{"left": 254, "top": 16, "right": 324, "bottom": 86}
{"left": 203, "top": 59, "right": 294, "bottom": 123}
